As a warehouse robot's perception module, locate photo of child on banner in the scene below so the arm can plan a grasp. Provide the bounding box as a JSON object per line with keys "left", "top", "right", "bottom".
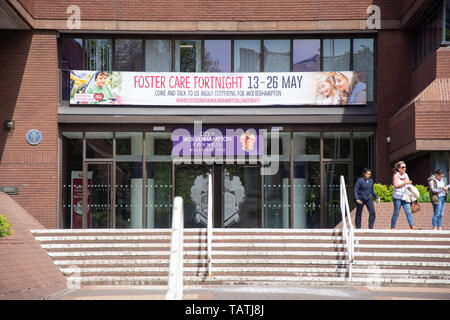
{"left": 70, "top": 70, "right": 122, "bottom": 104}
{"left": 315, "top": 71, "right": 367, "bottom": 105}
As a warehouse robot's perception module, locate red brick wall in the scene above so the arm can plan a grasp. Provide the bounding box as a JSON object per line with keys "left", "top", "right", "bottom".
{"left": 336, "top": 202, "right": 450, "bottom": 230}
{"left": 376, "top": 30, "right": 412, "bottom": 184}
{"left": 436, "top": 47, "right": 450, "bottom": 78}
{"left": 388, "top": 102, "right": 415, "bottom": 153}
{"left": 0, "top": 30, "right": 59, "bottom": 228}
{"left": 18, "top": 0, "right": 34, "bottom": 16}
{"left": 30, "top": 0, "right": 401, "bottom": 20}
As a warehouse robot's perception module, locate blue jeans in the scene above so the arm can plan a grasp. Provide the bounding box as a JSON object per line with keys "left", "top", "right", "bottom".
{"left": 432, "top": 196, "right": 446, "bottom": 228}
{"left": 391, "top": 198, "right": 414, "bottom": 228}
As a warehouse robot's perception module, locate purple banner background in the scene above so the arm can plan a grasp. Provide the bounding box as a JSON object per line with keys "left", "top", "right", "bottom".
{"left": 172, "top": 127, "right": 264, "bottom": 157}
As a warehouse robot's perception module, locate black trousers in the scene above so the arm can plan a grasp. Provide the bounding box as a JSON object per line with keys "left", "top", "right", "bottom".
{"left": 355, "top": 198, "right": 376, "bottom": 229}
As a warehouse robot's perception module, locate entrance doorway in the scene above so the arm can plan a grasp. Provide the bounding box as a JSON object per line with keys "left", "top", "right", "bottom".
{"left": 322, "top": 162, "right": 351, "bottom": 228}
{"left": 174, "top": 163, "right": 261, "bottom": 228}
{"left": 84, "top": 161, "right": 114, "bottom": 228}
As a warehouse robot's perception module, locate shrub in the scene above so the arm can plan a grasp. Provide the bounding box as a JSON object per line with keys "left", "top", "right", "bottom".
{"left": 373, "top": 184, "right": 432, "bottom": 203}
{"left": 415, "top": 184, "right": 430, "bottom": 203}
{"left": 374, "top": 183, "right": 392, "bottom": 202}
{"left": 0, "top": 215, "right": 12, "bottom": 238}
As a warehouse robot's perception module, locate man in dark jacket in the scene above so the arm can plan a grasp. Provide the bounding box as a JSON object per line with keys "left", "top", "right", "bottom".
{"left": 354, "top": 168, "right": 380, "bottom": 229}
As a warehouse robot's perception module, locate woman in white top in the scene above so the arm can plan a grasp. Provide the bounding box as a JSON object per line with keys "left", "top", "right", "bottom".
{"left": 428, "top": 169, "right": 448, "bottom": 230}
{"left": 391, "top": 161, "right": 421, "bottom": 230}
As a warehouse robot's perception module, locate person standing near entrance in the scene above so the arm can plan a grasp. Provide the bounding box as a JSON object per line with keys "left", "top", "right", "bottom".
{"left": 354, "top": 168, "right": 379, "bottom": 229}
{"left": 428, "top": 169, "right": 448, "bottom": 230}
{"left": 391, "top": 161, "right": 421, "bottom": 230}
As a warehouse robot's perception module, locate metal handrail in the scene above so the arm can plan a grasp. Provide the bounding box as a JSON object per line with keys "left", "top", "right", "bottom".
{"left": 165, "top": 196, "right": 184, "bottom": 300}
{"left": 340, "top": 175, "right": 355, "bottom": 278}
{"left": 207, "top": 173, "right": 213, "bottom": 276}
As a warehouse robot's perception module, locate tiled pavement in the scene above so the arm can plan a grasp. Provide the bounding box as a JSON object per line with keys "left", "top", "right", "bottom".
{"left": 54, "top": 284, "right": 450, "bottom": 300}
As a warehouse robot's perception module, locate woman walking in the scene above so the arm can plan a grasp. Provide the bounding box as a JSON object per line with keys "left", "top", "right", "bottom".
{"left": 354, "top": 168, "right": 379, "bottom": 229}
{"left": 391, "top": 161, "right": 421, "bottom": 230}
{"left": 428, "top": 169, "right": 448, "bottom": 230}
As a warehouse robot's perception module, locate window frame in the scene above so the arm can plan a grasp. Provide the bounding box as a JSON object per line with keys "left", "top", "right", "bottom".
{"left": 59, "top": 33, "right": 377, "bottom": 104}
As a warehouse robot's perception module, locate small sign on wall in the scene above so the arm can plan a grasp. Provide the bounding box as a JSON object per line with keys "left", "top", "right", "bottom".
{"left": 26, "top": 129, "right": 43, "bottom": 146}
{"left": 0, "top": 186, "right": 19, "bottom": 195}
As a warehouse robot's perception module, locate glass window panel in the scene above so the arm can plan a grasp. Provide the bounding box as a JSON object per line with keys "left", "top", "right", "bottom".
{"left": 293, "top": 39, "right": 320, "bottom": 72}
{"left": 62, "top": 132, "right": 83, "bottom": 229}
{"left": 115, "top": 161, "right": 143, "bottom": 228}
{"left": 116, "top": 132, "right": 142, "bottom": 157}
{"left": 323, "top": 39, "right": 350, "bottom": 71}
{"left": 85, "top": 39, "right": 112, "bottom": 71}
{"left": 204, "top": 40, "right": 231, "bottom": 72}
{"left": 293, "top": 132, "right": 321, "bottom": 228}
{"left": 114, "top": 39, "right": 142, "bottom": 71}
{"left": 447, "top": 0, "right": 450, "bottom": 41}
{"left": 353, "top": 38, "right": 374, "bottom": 102}
{"left": 86, "top": 132, "right": 113, "bottom": 158}
{"left": 61, "top": 38, "right": 83, "bottom": 101}
{"left": 323, "top": 132, "right": 350, "bottom": 159}
{"left": 174, "top": 40, "right": 202, "bottom": 72}
{"left": 264, "top": 132, "right": 290, "bottom": 228}
{"left": 353, "top": 132, "right": 374, "bottom": 185}
{"left": 263, "top": 39, "right": 290, "bottom": 72}
{"left": 145, "top": 40, "right": 172, "bottom": 72}
{"left": 234, "top": 40, "right": 261, "bottom": 72}
{"left": 88, "top": 163, "right": 113, "bottom": 228}
{"left": 146, "top": 132, "right": 173, "bottom": 228}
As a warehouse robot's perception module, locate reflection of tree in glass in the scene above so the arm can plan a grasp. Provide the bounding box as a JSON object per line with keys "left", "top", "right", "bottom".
{"left": 85, "top": 39, "right": 112, "bottom": 71}
{"left": 115, "top": 40, "right": 142, "bottom": 71}
{"left": 179, "top": 40, "right": 197, "bottom": 72}
{"left": 175, "top": 165, "right": 211, "bottom": 206}
{"left": 204, "top": 51, "right": 220, "bottom": 72}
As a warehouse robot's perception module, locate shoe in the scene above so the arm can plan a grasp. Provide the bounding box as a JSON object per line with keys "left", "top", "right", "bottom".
{"left": 391, "top": 227, "right": 397, "bottom": 230}
{"left": 410, "top": 225, "right": 421, "bottom": 230}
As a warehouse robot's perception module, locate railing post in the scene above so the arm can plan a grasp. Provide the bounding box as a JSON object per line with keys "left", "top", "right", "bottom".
{"left": 166, "top": 196, "right": 184, "bottom": 300}
{"left": 207, "top": 173, "right": 213, "bottom": 276}
{"left": 340, "top": 175, "right": 355, "bottom": 279}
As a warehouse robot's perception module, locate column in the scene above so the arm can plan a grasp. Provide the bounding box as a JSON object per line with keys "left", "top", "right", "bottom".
{"left": 293, "top": 135, "right": 307, "bottom": 228}
{"left": 146, "top": 135, "right": 155, "bottom": 228}
{"left": 130, "top": 135, "right": 143, "bottom": 228}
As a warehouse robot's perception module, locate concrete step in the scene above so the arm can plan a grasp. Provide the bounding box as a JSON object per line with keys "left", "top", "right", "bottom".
{"left": 31, "top": 228, "right": 450, "bottom": 287}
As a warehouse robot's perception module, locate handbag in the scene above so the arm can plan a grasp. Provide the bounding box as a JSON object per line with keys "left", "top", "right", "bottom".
{"left": 411, "top": 200, "right": 420, "bottom": 213}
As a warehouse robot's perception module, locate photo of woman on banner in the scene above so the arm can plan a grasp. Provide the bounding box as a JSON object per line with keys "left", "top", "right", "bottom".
{"left": 333, "top": 71, "right": 367, "bottom": 105}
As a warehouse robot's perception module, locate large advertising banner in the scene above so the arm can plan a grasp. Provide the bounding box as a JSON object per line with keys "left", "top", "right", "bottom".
{"left": 69, "top": 70, "right": 366, "bottom": 106}
{"left": 71, "top": 171, "right": 92, "bottom": 229}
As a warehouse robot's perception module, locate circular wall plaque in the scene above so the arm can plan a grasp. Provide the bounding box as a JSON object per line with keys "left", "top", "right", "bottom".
{"left": 26, "top": 129, "right": 43, "bottom": 146}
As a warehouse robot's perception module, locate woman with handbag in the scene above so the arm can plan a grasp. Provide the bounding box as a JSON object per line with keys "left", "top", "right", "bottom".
{"left": 428, "top": 169, "right": 449, "bottom": 230}
{"left": 391, "top": 161, "right": 421, "bottom": 230}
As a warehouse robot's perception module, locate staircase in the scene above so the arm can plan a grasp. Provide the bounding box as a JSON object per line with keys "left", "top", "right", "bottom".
{"left": 30, "top": 228, "right": 450, "bottom": 287}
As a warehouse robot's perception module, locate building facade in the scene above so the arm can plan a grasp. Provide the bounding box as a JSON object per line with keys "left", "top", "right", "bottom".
{"left": 0, "top": 0, "right": 449, "bottom": 229}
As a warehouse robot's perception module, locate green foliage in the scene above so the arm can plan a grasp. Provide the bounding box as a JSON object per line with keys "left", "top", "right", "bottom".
{"left": 0, "top": 215, "right": 12, "bottom": 238}
{"left": 415, "top": 184, "right": 430, "bottom": 203}
{"left": 373, "top": 183, "right": 438, "bottom": 203}
{"left": 374, "top": 183, "right": 392, "bottom": 202}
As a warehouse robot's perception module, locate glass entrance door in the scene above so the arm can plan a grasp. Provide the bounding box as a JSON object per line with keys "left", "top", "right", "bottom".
{"left": 86, "top": 162, "right": 114, "bottom": 228}
{"left": 174, "top": 163, "right": 262, "bottom": 228}
{"left": 223, "top": 164, "right": 261, "bottom": 228}
{"left": 323, "top": 163, "right": 350, "bottom": 228}
{"left": 174, "top": 164, "right": 212, "bottom": 228}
